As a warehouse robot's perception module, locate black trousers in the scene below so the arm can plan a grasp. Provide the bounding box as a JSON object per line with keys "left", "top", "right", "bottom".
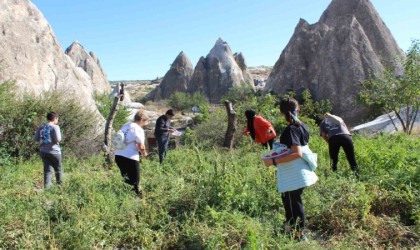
{"left": 328, "top": 134, "right": 358, "bottom": 171}
{"left": 115, "top": 155, "right": 140, "bottom": 195}
{"left": 281, "top": 188, "right": 305, "bottom": 229}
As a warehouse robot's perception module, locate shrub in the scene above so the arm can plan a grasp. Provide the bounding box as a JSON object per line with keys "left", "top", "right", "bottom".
{"left": 94, "top": 92, "right": 129, "bottom": 130}
{"left": 167, "top": 91, "right": 208, "bottom": 112}
{"left": 184, "top": 108, "right": 226, "bottom": 148}
{"left": 221, "top": 82, "right": 255, "bottom": 104}
{"left": 0, "top": 82, "right": 105, "bottom": 160}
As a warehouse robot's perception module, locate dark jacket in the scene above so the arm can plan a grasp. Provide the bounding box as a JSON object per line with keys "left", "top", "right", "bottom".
{"left": 154, "top": 115, "right": 171, "bottom": 138}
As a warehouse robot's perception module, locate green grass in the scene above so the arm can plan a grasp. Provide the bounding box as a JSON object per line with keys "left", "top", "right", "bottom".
{"left": 0, "top": 134, "right": 419, "bottom": 249}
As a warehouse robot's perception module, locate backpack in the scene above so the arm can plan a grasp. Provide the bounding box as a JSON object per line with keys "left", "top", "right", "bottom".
{"left": 326, "top": 114, "right": 344, "bottom": 125}
{"left": 112, "top": 130, "right": 127, "bottom": 150}
{"left": 40, "top": 124, "right": 53, "bottom": 144}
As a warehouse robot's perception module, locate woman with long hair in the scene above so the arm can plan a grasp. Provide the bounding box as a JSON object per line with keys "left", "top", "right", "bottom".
{"left": 244, "top": 110, "right": 276, "bottom": 149}
{"left": 263, "top": 97, "right": 318, "bottom": 241}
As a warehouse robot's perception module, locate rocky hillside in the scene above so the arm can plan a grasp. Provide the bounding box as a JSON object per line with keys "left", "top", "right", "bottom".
{"left": 0, "top": 0, "right": 110, "bottom": 114}
{"left": 264, "top": 0, "right": 404, "bottom": 124}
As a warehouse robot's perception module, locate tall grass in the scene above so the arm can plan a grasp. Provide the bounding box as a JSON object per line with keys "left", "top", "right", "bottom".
{"left": 1, "top": 133, "right": 419, "bottom": 249}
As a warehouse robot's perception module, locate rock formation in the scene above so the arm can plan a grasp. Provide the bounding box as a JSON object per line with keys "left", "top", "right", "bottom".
{"left": 65, "top": 41, "right": 111, "bottom": 94}
{"left": 149, "top": 51, "right": 193, "bottom": 101}
{"left": 233, "top": 52, "right": 254, "bottom": 86}
{"left": 189, "top": 38, "right": 255, "bottom": 103}
{"left": 264, "top": 0, "right": 404, "bottom": 124}
{"left": 0, "top": 0, "right": 107, "bottom": 112}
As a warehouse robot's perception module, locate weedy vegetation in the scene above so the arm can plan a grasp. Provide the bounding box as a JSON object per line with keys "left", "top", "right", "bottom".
{"left": 0, "top": 82, "right": 419, "bottom": 249}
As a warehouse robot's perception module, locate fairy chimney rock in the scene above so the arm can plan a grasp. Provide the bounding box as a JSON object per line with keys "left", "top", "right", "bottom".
{"left": 234, "top": 52, "right": 254, "bottom": 86}
{"left": 65, "top": 41, "right": 111, "bottom": 94}
{"left": 189, "top": 38, "right": 255, "bottom": 103}
{"left": 149, "top": 51, "right": 193, "bottom": 101}
{"left": 264, "top": 0, "right": 404, "bottom": 124}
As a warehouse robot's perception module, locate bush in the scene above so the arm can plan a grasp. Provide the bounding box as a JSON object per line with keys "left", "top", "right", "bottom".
{"left": 184, "top": 108, "right": 226, "bottom": 149}
{"left": 95, "top": 92, "right": 129, "bottom": 130}
{"left": 167, "top": 91, "right": 208, "bottom": 112}
{"left": 0, "top": 82, "right": 105, "bottom": 161}
{"left": 221, "top": 82, "right": 255, "bottom": 104}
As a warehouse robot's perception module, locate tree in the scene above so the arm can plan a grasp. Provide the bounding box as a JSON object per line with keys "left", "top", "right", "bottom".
{"left": 221, "top": 82, "right": 255, "bottom": 104}
{"left": 168, "top": 91, "right": 208, "bottom": 112}
{"left": 284, "top": 89, "right": 332, "bottom": 124}
{"left": 359, "top": 40, "right": 420, "bottom": 135}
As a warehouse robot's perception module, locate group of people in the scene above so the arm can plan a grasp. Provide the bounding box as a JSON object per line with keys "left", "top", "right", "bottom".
{"left": 33, "top": 109, "right": 176, "bottom": 194}
{"left": 113, "top": 109, "right": 175, "bottom": 197}
{"left": 243, "top": 98, "right": 359, "bottom": 241}
{"left": 34, "top": 99, "right": 359, "bottom": 242}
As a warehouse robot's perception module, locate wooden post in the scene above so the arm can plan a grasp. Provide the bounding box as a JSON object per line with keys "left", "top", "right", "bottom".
{"left": 223, "top": 100, "right": 236, "bottom": 149}
{"left": 103, "top": 83, "right": 125, "bottom": 168}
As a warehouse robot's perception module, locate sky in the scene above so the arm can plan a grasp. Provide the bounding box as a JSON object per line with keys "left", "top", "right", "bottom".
{"left": 31, "top": 0, "right": 420, "bottom": 81}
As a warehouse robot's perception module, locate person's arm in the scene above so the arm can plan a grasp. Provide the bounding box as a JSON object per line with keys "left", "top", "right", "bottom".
{"left": 263, "top": 145, "right": 302, "bottom": 167}
{"left": 168, "top": 120, "right": 175, "bottom": 132}
{"left": 137, "top": 143, "right": 147, "bottom": 157}
{"left": 319, "top": 121, "right": 328, "bottom": 143}
{"left": 156, "top": 117, "right": 166, "bottom": 132}
{"left": 243, "top": 124, "right": 250, "bottom": 135}
{"left": 321, "top": 132, "right": 328, "bottom": 142}
{"left": 54, "top": 126, "right": 62, "bottom": 144}
{"left": 34, "top": 127, "right": 40, "bottom": 141}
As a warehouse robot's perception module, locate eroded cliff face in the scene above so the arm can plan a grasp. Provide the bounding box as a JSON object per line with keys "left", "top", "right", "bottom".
{"left": 264, "top": 0, "right": 404, "bottom": 124}
{"left": 65, "top": 41, "right": 111, "bottom": 94}
{"left": 149, "top": 51, "right": 193, "bottom": 101}
{"left": 0, "top": 0, "right": 108, "bottom": 112}
{"left": 189, "top": 38, "right": 254, "bottom": 103}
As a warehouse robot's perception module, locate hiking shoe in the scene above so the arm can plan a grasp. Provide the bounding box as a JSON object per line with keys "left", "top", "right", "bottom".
{"left": 299, "top": 233, "right": 308, "bottom": 242}
{"left": 294, "top": 231, "right": 308, "bottom": 242}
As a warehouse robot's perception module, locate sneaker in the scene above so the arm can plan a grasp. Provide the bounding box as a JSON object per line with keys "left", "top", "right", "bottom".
{"left": 294, "top": 231, "right": 308, "bottom": 242}
{"left": 299, "top": 233, "right": 308, "bottom": 242}
{"left": 353, "top": 169, "right": 360, "bottom": 178}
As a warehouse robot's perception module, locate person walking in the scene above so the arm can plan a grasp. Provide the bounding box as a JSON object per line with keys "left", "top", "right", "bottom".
{"left": 34, "top": 112, "right": 63, "bottom": 188}
{"left": 154, "top": 109, "right": 175, "bottom": 164}
{"left": 319, "top": 113, "right": 359, "bottom": 177}
{"left": 243, "top": 110, "right": 276, "bottom": 149}
{"left": 263, "top": 98, "right": 318, "bottom": 241}
{"left": 114, "top": 110, "right": 149, "bottom": 197}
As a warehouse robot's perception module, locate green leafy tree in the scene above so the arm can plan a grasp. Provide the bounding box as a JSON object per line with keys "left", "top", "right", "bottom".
{"left": 95, "top": 93, "right": 129, "bottom": 130}
{"left": 168, "top": 92, "right": 189, "bottom": 111}
{"left": 221, "top": 82, "right": 255, "bottom": 104}
{"left": 281, "top": 89, "right": 332, "bottom": 124}
{"left": 168, "top": 91, "right": 208, "bottom": 112}
{"left": 359, "top": 40, "right": 420, "bottom": 135}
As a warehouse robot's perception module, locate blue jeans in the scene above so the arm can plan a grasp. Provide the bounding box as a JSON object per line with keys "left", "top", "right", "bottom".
{"left": 156, "top": 135, "right": 169, "bottom": 164}
{"left": 40, "top": 152, "right": 62, "bottom": 188}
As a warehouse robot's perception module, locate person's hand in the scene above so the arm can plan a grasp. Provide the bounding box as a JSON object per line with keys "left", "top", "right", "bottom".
{"left": 263, "top": 158, "right": 273, "bottom": 167}
{"left": 168, "top": 128, "right": 175, "bottom": 133}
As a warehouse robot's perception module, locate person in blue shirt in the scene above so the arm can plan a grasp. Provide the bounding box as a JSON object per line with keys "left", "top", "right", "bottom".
{"left": 34, "top": 112, "right": 62, "bottom": 188}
